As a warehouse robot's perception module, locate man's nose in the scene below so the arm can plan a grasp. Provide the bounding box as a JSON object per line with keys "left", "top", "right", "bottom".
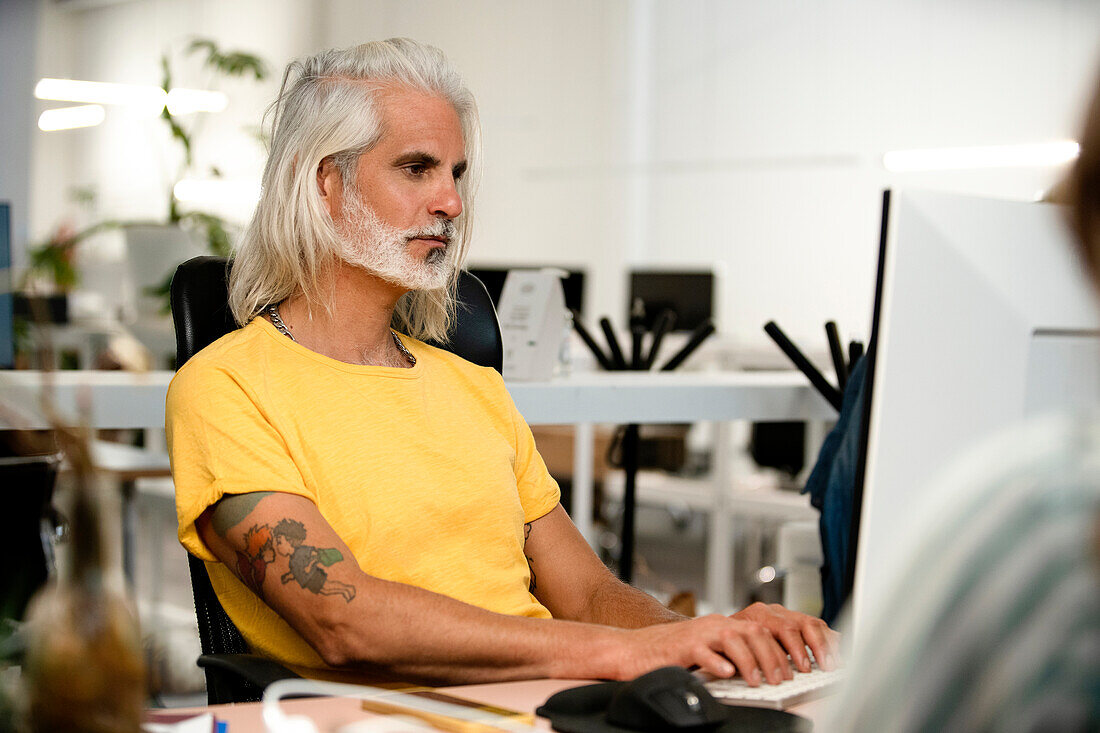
{"left": 430, "top": 176, "right": 463, "bottom": 220}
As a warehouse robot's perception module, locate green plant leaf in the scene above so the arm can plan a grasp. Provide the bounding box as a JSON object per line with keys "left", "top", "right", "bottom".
{"left": 166, "top": 114, "right": 193, "bottom": 169}
{"left": 23, "top": 220, "right": 123, "bottom": 291}
{"left": 160, "top": 52, "right": 172, "bottom": 93}
{"left": 143, "top": 271, "right": 176, "bottom": 315}
{"left": 180, "top": 211, "right": 234, "bottom": 257}
{"left": 187, "top": 38, "right": 268, "bottom": 81}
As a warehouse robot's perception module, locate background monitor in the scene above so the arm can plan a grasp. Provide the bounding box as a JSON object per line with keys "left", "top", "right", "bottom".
{"left": 849, "top": 190, "right": 1100, "bottom": 636}
{"left": 0, "top": 202, "right": 12, "bottom": 368}
{"left": 628, "top": 269, "right": 714, "bottom": 332}
{"left": 467, "top": 265, "right": 585, "bottom": 316}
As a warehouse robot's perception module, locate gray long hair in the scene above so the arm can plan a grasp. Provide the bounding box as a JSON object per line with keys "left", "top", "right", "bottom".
{"left": 229, "top": 38, "right": 481, "bottom": 342}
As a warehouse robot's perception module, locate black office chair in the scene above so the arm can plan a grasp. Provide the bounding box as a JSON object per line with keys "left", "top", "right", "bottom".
{"left": 170, "top": 255, "right": 503, "bottom": 703}
{"left": 2, "top": 451, "right": 61, "bottom": 652}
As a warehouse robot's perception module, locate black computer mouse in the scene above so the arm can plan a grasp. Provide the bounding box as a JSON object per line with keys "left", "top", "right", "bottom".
{"left": 605, "top": 666, "right": 728, "bottom": 730}
{"left": 536, "top": 666, "right": 812, "bottom": 733}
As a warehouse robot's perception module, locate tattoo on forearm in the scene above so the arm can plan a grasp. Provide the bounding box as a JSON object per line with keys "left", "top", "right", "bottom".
{"left": 211, "top": 492, "right": 274, "bottom": 537}
{"left": 232, "top": 516, "right": 356, "bottom": 603}
{"left": 524, "top": 522, "right": 536, "bottom": 593}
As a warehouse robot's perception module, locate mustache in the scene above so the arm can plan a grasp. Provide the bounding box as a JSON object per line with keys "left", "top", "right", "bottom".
{"left": 405, "top": 218, "right": 457, "bottom": 244}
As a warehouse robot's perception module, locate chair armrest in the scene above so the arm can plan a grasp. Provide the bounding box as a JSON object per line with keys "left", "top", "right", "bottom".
{"left": 197, "top": 653, "right": 302, "bottom": 703}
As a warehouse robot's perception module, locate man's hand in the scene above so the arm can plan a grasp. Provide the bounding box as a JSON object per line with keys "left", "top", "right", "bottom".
{"left": 618, "top": 614, "right": 798, "bottom": 686}
{"left": 730, "top": 602, "right": 840, "bottom": 673}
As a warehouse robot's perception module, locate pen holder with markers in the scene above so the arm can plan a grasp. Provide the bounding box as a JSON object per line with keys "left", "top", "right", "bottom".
{"left": 573, "top": 301, "right": 716, "bottom": 583}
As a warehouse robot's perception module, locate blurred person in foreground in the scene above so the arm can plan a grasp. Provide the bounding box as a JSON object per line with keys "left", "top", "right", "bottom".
{"left": 166, "top": 38, "right": 838, "bottom": 686}
{"left": 827, "top": 68, "right": 1100, "bottom": 731}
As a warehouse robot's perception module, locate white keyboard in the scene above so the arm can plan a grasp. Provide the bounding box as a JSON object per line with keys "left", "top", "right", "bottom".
{"left": 704, "top": 664, "right": 843, "bottom": 710}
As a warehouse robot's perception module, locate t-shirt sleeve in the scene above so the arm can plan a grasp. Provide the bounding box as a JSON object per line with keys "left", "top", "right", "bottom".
{"left": 489, "top": 371, "right": 561, "bottom": 523}
{"left": 166, "top": 357, "right": 316, "bottom": 561}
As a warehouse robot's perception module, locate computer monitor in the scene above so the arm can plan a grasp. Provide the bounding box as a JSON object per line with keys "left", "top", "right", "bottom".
{"left": 466, "top": 265, "right": 585, "bottom": 316}
{"left": 849, "top": 190, "right": 1100, "bottom": 635}
{"left": 0, "top": 202, "right": 12, "bottom": 368}
{"left": 628, "top": 269, "right": 714, "bottom": 332}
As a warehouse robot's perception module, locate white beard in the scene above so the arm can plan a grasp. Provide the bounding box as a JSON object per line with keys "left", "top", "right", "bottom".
{"left": 337, "top": 192, "right": 457, "bottom": 291}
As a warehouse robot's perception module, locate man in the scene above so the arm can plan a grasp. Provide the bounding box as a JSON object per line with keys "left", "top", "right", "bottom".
{"left": 167, "top": 38, "right": 838, "bottom": 685}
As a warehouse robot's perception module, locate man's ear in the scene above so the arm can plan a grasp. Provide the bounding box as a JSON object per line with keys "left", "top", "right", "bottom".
{"left": 316, "top": 156, "right": 342, "bottom": 219}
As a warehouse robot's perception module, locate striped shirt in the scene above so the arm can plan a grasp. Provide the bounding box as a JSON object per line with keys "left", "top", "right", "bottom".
{"left": 827, "top": 414, "right": 1100, "bottom": 732}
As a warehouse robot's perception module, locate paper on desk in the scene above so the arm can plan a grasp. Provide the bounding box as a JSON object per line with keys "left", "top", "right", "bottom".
{"left": 143, "top": 711, "right": 220, "bottom": 733}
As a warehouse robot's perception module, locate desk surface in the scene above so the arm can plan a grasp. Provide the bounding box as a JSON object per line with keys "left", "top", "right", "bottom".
{"left": 1, "top": 369, "right": 834, "bottom": 430}
{"left": 157, "top": 677, "right": 828, "bottom": 730}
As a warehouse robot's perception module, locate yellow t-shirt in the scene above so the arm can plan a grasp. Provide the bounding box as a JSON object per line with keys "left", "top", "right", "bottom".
{"left": 166, "top": 317, "right": 560, "bottom": 677}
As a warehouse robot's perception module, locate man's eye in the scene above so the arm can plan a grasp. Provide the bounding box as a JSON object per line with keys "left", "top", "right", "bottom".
{"left": 405, "top": 164, "right": 427, "bottom": 177}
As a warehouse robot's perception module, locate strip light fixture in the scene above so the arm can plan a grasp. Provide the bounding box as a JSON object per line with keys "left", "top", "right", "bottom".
{"left": 35, "top": 78, "right": 165, "bottom": 114}
{"left": 173, "top": 178, "right": 261, "bottom": 209}
{"left": 165, "top": 88, "right": 228, "bottom": 115}
{"left": 883, "top": 140, "right": 1080, "bottom": 172}
{"left": 35, "top": 77, "right": 229, "bottom": 118}
{"left": 38, "top": 104, "right": 106, "bottom": 131}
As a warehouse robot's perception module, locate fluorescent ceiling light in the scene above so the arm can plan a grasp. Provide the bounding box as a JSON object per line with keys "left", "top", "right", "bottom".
{"left": 173, "top": 178, "right": 260, "bottom": 209}
{"left": 36, "top": 77, "right": 228, "bottom": 116}
{"left": 35, "top": 78, "right": 164, "bottom": 115}
{"left": 166, "top": 88, "right": 228, "bottom": 115}
{"left": 882, "top": 140, "right": 1080, "bottom": 172}
{"left": 38, "top": 104, "right": 106, "bottom": 131}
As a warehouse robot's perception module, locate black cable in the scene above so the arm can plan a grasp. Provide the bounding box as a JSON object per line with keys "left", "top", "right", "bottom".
{"left": 629, "top": 298, "right": 646, "bottom": 370}
{"left": 848, "top": 340, "right": 864, "bottom": 367}
{"left": 600, "top": 317, "right": 628, "bottom": 370}
{"left": 763, "top": 321, "right": 843, "bottom": 411}
{"left": 643, "top": 309, "right": 677, "bottom": 370}
{"left": 660, "top": 320, "right": 715, "bottom": 372}
{"left": 619, "top": 423, "right": 639, "bottom": 583}
{"left": 825, "top": 321, "right": 848, "bottom": 391}
{"left": 571, "top": 311, "right": 614, "bottom": 371}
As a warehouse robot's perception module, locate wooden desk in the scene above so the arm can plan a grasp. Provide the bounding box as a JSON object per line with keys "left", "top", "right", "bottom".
{"left": 156, "top": 677, "right": 828, "bottom": 730}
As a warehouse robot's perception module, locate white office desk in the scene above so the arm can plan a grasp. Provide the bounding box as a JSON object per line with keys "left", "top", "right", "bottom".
{"left": 1, "top": 369, "right": 834, "bottom": 609}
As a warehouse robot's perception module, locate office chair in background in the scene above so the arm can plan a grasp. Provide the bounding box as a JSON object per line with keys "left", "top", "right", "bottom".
{"left": 1, "top": 451, "right": 62, "bottom": 652}
{"left": 170, "top": 255, "right": 503, "bottom": 703}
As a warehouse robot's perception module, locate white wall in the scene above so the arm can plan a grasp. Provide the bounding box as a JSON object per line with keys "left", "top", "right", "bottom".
{"left": 24, "top": 0, "right": 1100, "bottom": 353}
{"left": 0, "top": 0, "right": 40, "bottom": 271}
{"left": 32, "top": 0, "right": 323, "bottom": 229}
{"left": 640, "top": 0, "right": 1100, "bottom": 350}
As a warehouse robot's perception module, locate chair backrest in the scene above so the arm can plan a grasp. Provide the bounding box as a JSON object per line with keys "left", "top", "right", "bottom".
{"left": 172, "top": 255, "right": 504, "bottom": 371}
{"left": 169, "top": 255, "right": 504, "bottom": 657}
{"left": 2, "top": 453, "right": 60, "bottom": 627}
{"left": 171, "top": 256, "right": 239, "bottom": 370}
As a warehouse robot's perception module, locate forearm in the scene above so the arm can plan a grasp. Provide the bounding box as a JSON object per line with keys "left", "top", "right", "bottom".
{"left": 522, "top": 505, "right": 686, "bottom": 629}
{"left": 302, "top": 574, "right": 628, "bottom": 684}
{"left": 200, "top": 493, "right": 838, "bottom": 686}
{"left": 572, "top": 576, "right": 687, "bottom": 629}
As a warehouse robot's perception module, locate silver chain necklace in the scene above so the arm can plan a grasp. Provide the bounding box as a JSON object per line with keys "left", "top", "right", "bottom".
{"left": 266, "top": 303, "right": 416, "bottom": 366}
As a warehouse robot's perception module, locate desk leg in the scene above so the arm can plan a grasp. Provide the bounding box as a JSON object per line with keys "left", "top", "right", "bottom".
{"left": 706, "top": 422, "right": 733, "bottom": 614}
{"left": 572, "top": 422, "right": 595, "bottom": 547}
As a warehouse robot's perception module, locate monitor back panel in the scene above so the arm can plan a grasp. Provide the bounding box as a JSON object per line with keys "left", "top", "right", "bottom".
{"left": 852, "top": 190, "right": 1100, "bottom": 634}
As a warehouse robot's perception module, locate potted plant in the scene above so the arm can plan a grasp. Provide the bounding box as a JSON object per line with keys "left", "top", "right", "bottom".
{"left": 130, "top": 38, "right": 268, "bottom": 311}
{"left": 119, "top": 39, "right": 266, "bottom": 364}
